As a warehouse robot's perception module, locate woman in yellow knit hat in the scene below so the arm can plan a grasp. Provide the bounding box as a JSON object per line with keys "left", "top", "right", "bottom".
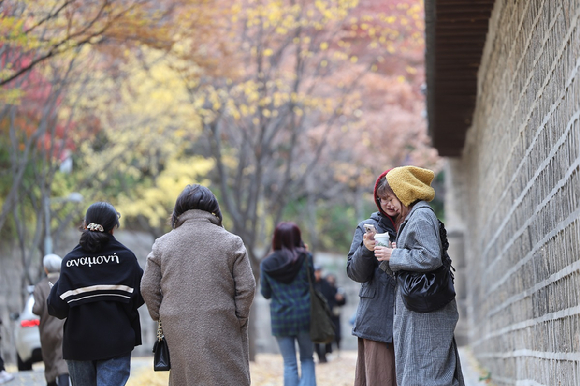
{"left": 374, "top": 166, "right": 465, "bottom": 386}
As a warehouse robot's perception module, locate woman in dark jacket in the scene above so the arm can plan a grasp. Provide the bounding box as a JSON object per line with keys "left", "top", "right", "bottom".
{"left": 346, "top": 169, "right": 398, "bottom": 386}
{"left": 261, "top": 222, "right": 316, "bottom": 386}
{"left": 47, "top": 202, "right": 144, "bottom": 386}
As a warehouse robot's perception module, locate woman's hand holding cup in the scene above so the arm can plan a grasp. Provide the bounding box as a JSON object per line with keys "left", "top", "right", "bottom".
{"left": 374, "top": 233, "right": 393, "bottom": 261}
{"left": 375, "top": 246, "right": 393, "bottom": 262}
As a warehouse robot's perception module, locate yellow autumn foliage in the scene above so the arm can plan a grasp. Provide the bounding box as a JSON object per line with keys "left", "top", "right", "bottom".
{"left": 117, "top": 157, "right": 214, "bottom": 229}
{"left": 62, "top": 45, "right": 210, "bottom": 230}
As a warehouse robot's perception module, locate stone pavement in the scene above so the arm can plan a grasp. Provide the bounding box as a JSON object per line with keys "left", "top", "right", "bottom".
{"left": 458, "top": 346, "right": 491, "bottom": 386}
{"left": 4, "top": 346, "right": 489, "bottom": 385}
{"left": 1, "top": 365, "right": 44, "bottom": 386}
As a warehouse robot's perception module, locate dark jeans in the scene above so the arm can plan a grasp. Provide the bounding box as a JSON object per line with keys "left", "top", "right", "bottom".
{"left": 67, "top": 354, "right": 130, "bottom": 386}
{"left": 275, "top": 330, "right": 316, "bottom": 386}
{"left": 47, "top": 373, "right": 70, "bottom": 386}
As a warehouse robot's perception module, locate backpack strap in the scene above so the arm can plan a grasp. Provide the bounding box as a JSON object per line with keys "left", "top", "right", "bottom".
{"left": 438, "top": 220, "right": 456, "bottom": 279}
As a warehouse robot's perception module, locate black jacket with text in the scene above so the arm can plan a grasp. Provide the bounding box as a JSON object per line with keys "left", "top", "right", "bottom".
{"left": 47, "top": 234, "right": 144, "bottom": 361}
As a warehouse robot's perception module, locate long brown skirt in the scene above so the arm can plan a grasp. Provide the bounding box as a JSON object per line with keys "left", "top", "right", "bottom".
{"left": 354, "top": 338, "right": 397, "bottom": 386}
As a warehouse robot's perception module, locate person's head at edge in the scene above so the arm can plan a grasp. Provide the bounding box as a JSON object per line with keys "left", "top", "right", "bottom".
{"left": 314, "top": 266, "right": 322, "bottom": 281}
{"left": 381, "top": 166, "right": 435, "bottom": 229}
{"left": 326, "top": 273, "right": 336, "bottom": 286}
{"left": 79, "top": 202, "right": 120, "bottom": 253}
{"left": 43, "top": 253, "right": 62, "bottom": 274}
{"left": 172, "top": 184, "right": 223, "bottom": 228}
{"left": 272, "top": 222, "right": 306, "bottom": 264}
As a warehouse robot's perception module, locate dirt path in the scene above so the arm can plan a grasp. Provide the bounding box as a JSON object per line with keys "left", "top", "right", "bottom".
{"left": 126, "top": 351, "right": 357, "bottom": 386}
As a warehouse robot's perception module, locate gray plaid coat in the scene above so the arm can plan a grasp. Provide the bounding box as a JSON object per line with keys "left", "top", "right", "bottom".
{"left": 386, "top": 201, "right": 465, "bottom": 386}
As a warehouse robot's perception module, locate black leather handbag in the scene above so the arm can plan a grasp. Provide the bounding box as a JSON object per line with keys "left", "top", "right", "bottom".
{"left": 397, "top": 220, "right": 456, "bottom": 313}
{"left": 152, "top": 320, "right": 171, "bottom": 371}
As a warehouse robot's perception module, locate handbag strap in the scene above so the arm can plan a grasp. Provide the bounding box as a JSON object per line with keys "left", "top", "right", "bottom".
{"left": 438, "top": 220, "right": 456, "bottom": 278}
{"left": 157, "top": 319, "right": 164, "bottom": 342}
{"left": 395, "top": 219, "right": 455, "bottom": 279}
{"left": 304, "top": 254, "right": 315, "bottom": 291}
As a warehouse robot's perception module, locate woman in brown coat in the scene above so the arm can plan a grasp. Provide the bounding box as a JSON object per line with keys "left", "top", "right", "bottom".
{"left": 141, "top": 184, "right": 256, "bottom": 386}
{"left": 32, "top": 254, "right": 69, "bottom": 386}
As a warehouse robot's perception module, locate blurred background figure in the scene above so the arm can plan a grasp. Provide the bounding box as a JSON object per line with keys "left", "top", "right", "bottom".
{"left": 33, "top": 254, "right": 70, "bottom": 386}
{"left": 0, "top": 317, "right": 15, "bottom": 384}
{"left": 325, "top": 274, "right": 346, "bottom": 354}
{"left": 313, "top": 269, "right": 346, "bottom": 363}
{"left": 261, "top": 222, "right": 316, "bottom": 386}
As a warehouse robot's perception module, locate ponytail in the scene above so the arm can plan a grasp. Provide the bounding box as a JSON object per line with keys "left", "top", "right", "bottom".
{"left": 79, "top": 202, "right": 120, "bottom": 253}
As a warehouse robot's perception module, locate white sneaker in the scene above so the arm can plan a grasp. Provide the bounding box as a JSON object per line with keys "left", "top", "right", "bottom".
{"left": 0, "top": 370, "right": 15, "bottom": 384}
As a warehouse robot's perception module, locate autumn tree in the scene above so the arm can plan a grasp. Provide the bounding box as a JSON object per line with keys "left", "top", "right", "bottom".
{"left": 0, "top": 0, "right": 177, "bottom": 301}
{"left": 167, "top": 0, "right": 436, "bottom": 261}
{"left": 69, "top": 46, "right": 215, "bottom": 238}
{"left": 0, "top": 0, "right": 176, "bottom": 233}
{"left": 0, "top": 55, "right": 87, "bottom": 301}
{"left": 0, "top": 0, "right": 172, "bottom": 91}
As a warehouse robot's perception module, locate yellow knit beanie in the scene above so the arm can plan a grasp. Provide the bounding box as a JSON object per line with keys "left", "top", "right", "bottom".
{"left": 386, "top": 166, "right": 435, "bottom": 207}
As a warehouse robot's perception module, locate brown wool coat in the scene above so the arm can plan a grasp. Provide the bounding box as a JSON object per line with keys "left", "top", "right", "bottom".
{"left": 141, "top": 209, "right": 256, "bottom": 386}
{"left": 32, "top": 273, "right": 68, "bottom": 383}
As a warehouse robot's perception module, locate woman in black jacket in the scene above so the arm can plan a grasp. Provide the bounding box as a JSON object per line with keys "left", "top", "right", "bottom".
{"left": 47, "top": 202, "right": 144, "bottom": 386}
{"left": 346, "top": 169, "right": 398, "bottom": 386}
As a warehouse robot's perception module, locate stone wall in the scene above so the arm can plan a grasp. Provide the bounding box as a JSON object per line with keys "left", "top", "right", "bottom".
{"left": 448, "top": 1, "right": 580, "bottom": 384}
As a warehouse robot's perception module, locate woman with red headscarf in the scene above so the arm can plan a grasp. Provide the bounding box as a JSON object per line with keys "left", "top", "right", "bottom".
{"left": 346, "top": 169, "right": 399, "bottom": 386}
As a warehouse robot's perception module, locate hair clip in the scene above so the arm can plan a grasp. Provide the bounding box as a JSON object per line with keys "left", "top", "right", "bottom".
{"left": 87, "top": 223, "right": 104, "bottom": 232}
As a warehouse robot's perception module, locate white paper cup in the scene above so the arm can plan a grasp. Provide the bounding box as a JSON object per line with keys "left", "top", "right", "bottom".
{"left": 374, "top": 233, "right": 391, "bottom": 247}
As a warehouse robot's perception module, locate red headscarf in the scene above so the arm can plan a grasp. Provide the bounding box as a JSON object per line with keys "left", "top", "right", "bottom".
{"left": 373, "top": 169, "right": 396, "bottom": 228}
